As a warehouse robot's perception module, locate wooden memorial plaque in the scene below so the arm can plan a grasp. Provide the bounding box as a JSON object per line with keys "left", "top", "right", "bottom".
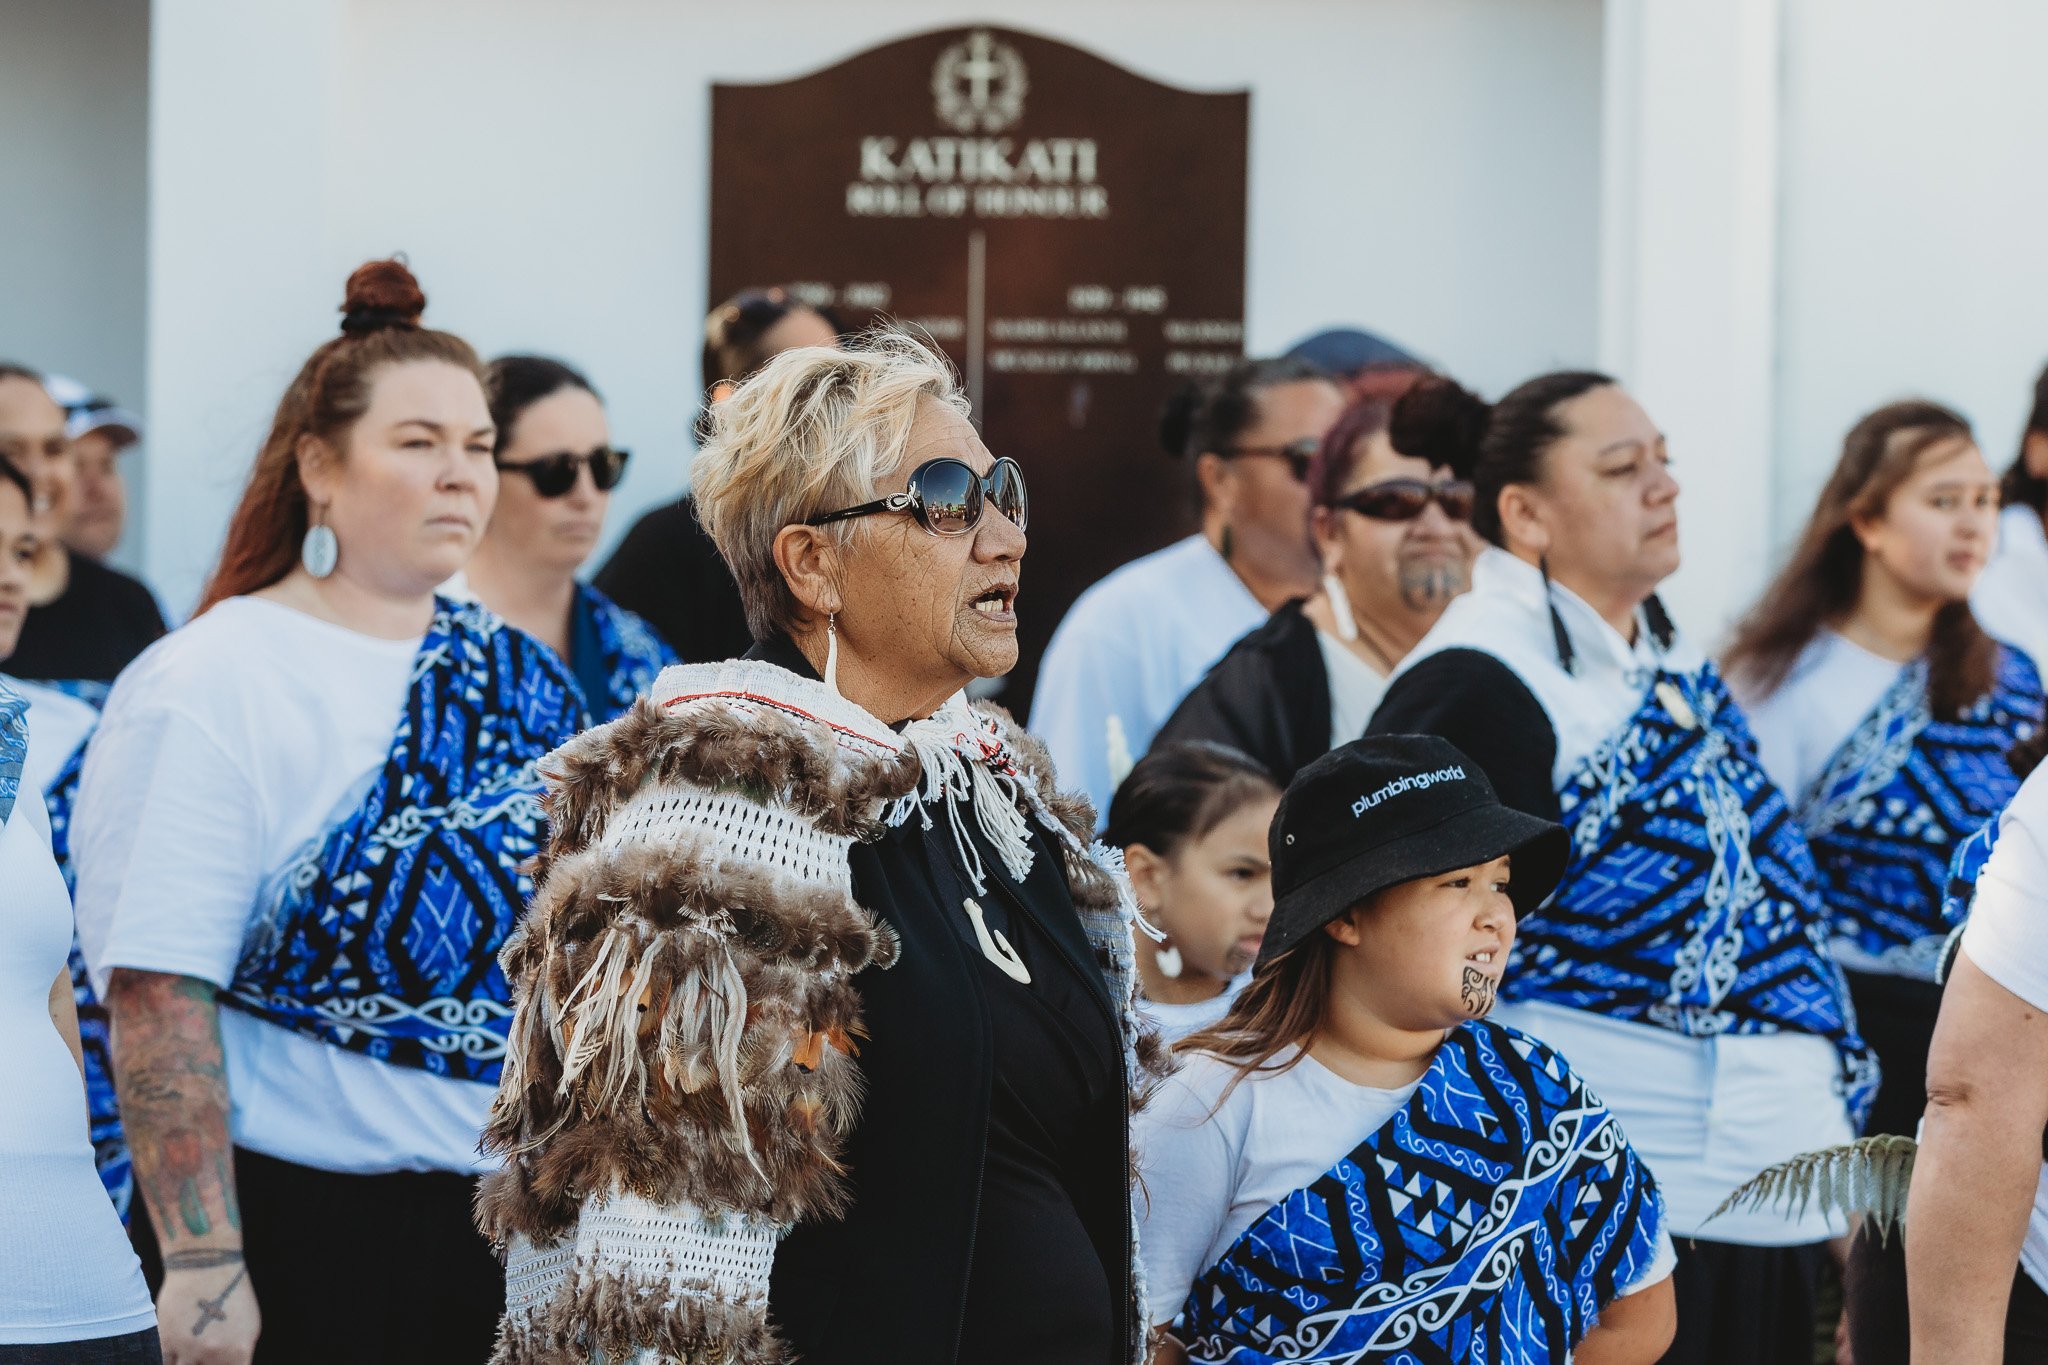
{"left": 709, "top": 26, "right": 1249, "bottom": 716}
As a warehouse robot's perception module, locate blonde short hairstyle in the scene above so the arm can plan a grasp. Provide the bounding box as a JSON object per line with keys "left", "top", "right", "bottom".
{"left": 692, "top": 329, "right": 971, "bottom": 641}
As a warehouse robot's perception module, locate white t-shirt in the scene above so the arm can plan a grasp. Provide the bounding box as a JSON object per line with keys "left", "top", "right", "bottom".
{"left": 1495, "top": 1001, "right": 1851, "bottom": 1243}
{"left": 15, "top": 678, "right": 97, "bottom": 791}
{"left": 1316, "top": 627, "right": 1389, "bottom": 748}
{"left": 72, "top": 596, "right": 498, "bottom": 1174}
{"left": 1957, "top": 764, "right": 2048, "bottom": 1293}
{"left": 1137, "top": 976, "right": 1245, "bottom": 1044}
{"left": 1975, "top": 504, "right": 2048, "bottom": 677}
{"left": 1030, "top": 535, "right": 1265, "bottom": 822}
{"left": 1740, "top": 630, "right": 1907, "bottom": 807}
{"left": 1137, "top": 1044, "right": 1675, "bottom": 1331}
{"left": 1, "top": 712, "right": 154, "bottom": 1345}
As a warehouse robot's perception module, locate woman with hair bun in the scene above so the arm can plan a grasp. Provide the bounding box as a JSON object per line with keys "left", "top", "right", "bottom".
{"left": 1032, "top": 358, "right": 1344, "bottom": 820}
{"left": 70, "top": 260, "right": 589, "bottom": 1364}
{"left": 1103, "top": 741, "right": 1281, "bottom": 1041}
{"left": 1368, "top": 372, "right": 1872, "bottom": 1363}
{"left": 465, "top": 354, "right": 677, "bottom": 722}
{"left": 1729, "top": 399, "right": 2039, "bottom": 1364}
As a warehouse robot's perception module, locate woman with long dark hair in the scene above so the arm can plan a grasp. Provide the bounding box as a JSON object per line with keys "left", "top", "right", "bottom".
{"left": 1972, "top": 361, "right": 2048, "bottom": 669}
{"left": 1103, "top": 741, "right": 1281, "bottom": 1041}
{"left": 70, "top": 260, "right": 588, "bottom": 1364}
{"left": 464, "top": 355, "right": 676, "bottom": 721}
{"left": 1138, "top": 735, "right": 1675, "bottom": 1364}
{"left": 1367, "top": 372, "right": 1873, "bottom": 1364}
{"left": 1032, "top": 358, "right": 1344, "bottom": 818}
{"left": 1728, "top": 398, "right": 2040, "bottom": 1362}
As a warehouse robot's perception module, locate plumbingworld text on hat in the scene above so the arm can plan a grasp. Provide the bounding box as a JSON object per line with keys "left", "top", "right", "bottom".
{"left": 1351, "top": 765, "right": 1467, "bottom": 818}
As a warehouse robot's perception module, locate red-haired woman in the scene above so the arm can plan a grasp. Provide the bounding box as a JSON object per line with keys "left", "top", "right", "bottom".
{"left": 69, "top": 261, "right": 589, "bottom": 1364}
{"left": 1728, "top": 399, "right": 2042, "bottom": 1364}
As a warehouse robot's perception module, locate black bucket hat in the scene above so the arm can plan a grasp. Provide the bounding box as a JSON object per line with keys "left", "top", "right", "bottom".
{"left": 1257, "top": 734, "right": 1569, "bottom": 968}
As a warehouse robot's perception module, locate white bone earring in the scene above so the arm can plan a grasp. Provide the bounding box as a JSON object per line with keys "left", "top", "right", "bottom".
{"left": 824, "top": 612, "right": 841, "bottom": 696}
{"left": 1155, "top": 939, "right": 1184, "bottom": 979}
{"left": 301, "top": 507, "right": 338, "bottom": 579}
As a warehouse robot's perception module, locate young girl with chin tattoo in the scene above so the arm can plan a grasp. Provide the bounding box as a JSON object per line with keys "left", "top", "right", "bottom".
{"left": 1137, "top": 736, "right": 1677, "bottom": 1365}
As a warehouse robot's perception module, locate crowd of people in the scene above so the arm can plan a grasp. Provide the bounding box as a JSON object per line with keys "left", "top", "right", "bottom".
{"left": 6, "top": 251, "right": 2048, "bottom": 1365}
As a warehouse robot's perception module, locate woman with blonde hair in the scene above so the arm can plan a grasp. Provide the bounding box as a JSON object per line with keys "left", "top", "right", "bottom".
{"left": 481, "top": 331, "right": 1160, "bottom": 1364}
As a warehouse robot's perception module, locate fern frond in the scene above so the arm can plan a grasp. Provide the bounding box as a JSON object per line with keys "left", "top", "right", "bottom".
{"left": 1705, "top": 1135, "right": 1919, "bottom": 1244}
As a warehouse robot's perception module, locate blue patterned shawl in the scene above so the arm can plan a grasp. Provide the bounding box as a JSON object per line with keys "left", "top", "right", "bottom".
{"left": 1180, "top": 1020, "right": 1664, "bottom": 1363}
{"left": 577, "top": 582, "right": 676, "bottom": 721}
{"left": 1515, "top": 664, "right": 1878, "bottom": 1125}
{"left": 1797, "top": 647, "right": 2040, "bottom": 980}
{"left": 222, "top": 598, "right": 586, "bottom": 1082}
{"left": 0, "top": 679, "right": 23, "bottom": 826}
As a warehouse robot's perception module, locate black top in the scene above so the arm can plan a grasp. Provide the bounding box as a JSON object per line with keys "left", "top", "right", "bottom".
{"left": 1367, "top": 648, "right": 1561, "bottom": 822}
{"left": 9, "top": 552, "right": 166, "bottom": 686}
{"left": 591, "top": 495, "right": 753, "bottom": 664}
{"left": 751, "top": 636, "right": 1130, "bottom": 1365}
{"left": 1153, "top": 598, "right": 1330, "bottom": 784}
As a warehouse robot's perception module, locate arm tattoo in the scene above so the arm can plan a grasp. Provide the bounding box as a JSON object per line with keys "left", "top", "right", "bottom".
{"left": 191, "top": 1265, "right": 247, "bottom": 1337}
{"left": 164, "top": 1248, "right": 246, "bottom": 1270}
{"left": 1460, "top": 965, "right": 1497, "bottom": 1016}
{"left": 107, "top": 970, "right": 241, "bottom": 1245}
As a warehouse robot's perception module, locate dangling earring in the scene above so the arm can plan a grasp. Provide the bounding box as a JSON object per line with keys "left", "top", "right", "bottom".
{"left": 823, "top": 612, "right": 842, "bottom": 696}
{"left": 1322, "top": 572, "right": 1360, "bottom": 643}
{"left": 301, "top": 505, "right": 338, "bottom": 579}
{"left": 1219, "top": 524, "right": 1235, "bottom": 562}
{"left": 1154, "top": 938, "right": 1184, "bottom": 980}
{"left": 1538, "top": 552, "right": 1574, "bottom": 675}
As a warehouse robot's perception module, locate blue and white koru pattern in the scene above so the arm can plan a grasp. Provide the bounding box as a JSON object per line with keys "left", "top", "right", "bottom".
{"left": 1797, "top": 648, "right": 2039, "bottom": 981}
{"left": 1181, "top": 1020, "right": 1663, "bottom": 1364}
{"left": 0, "top": 678, "right": 24, "bottom": 826}
{"left": 45, "top": 735, "right": 133, "bottom": 1220}
{"left": 1520, "top": 664, "right": 1879, "bottom": 1125}
{"left": 581, "top": 582, "right": 677, "bottom": 722}
{"left": 224, "top": 598, "right": 586, "bottom": 1082}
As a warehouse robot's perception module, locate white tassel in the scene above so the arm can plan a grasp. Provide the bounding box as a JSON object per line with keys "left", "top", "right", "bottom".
{"left": 1323, "top": 572, "right": 1360, "bottom": 643}
{"left": 824, "top": 613, "right": 841, "bottom": 696}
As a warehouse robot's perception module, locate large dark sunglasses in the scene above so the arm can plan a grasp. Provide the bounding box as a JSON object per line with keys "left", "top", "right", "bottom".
{"left": 495, "top": 446, "right": 630, "bottom": 498}
{"left": 1223, "top": 437, "right": 1320, "bottom": 482}
{"left": 1332, "top": 477, "right": 1475, "bottom": 522}
{"left": 806, "top": 456, "right": 1028, "bottom": 537}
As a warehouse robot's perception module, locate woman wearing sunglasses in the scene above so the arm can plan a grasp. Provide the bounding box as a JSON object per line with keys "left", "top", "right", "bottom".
{"left": 1155, "top": 371, "right": 1474, "bottom": 784}
{"left": 1031, "top": 357, "right": 1345, "bottom": 823}
{"left": 1366, "top": 373, "right": 1873, "bottom": 1365}
{"left": 482, "top": 332, "right": 1163, "bottom": 1365}
{"left": 463, "top": 354, "right": 676, "bottom": 722}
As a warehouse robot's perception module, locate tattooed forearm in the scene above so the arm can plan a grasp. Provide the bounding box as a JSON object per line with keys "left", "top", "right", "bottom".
{"left": 191, "top": 1265, "right": 247, "bottom": 1336}
{"left": 1461, "top": 965, "right": 1497, "bottom": 1016}
{"left": 164, "top": 1248, "right": 245, "bottom": 1270}
{"left": 106, "top": 969, "right": 241, "bottom": 1248}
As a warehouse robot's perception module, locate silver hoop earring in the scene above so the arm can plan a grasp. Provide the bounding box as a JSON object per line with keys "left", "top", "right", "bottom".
{"left": 824, "top": 612, "right": 842, "bottom": 696}
{"left": 301, "top": 509, "right": 338, "bottom": 579}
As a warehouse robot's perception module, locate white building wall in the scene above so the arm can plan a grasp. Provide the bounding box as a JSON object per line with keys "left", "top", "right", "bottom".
{"left": 0, "top": 0, "right": 150, "bottom": 568}
{"left": 1775, "top": 0, "right": 2048, "bottom": 572}
{"left": 139, "top": 0, "right": 1605, "bottom": 616}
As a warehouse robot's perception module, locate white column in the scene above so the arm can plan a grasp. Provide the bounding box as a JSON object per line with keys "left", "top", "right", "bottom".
{"left": 144, "top": 0, "right": 343, "bottom": 616}
{"left": 1598, "top": 0, "right": 1782, "bottom": 644}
